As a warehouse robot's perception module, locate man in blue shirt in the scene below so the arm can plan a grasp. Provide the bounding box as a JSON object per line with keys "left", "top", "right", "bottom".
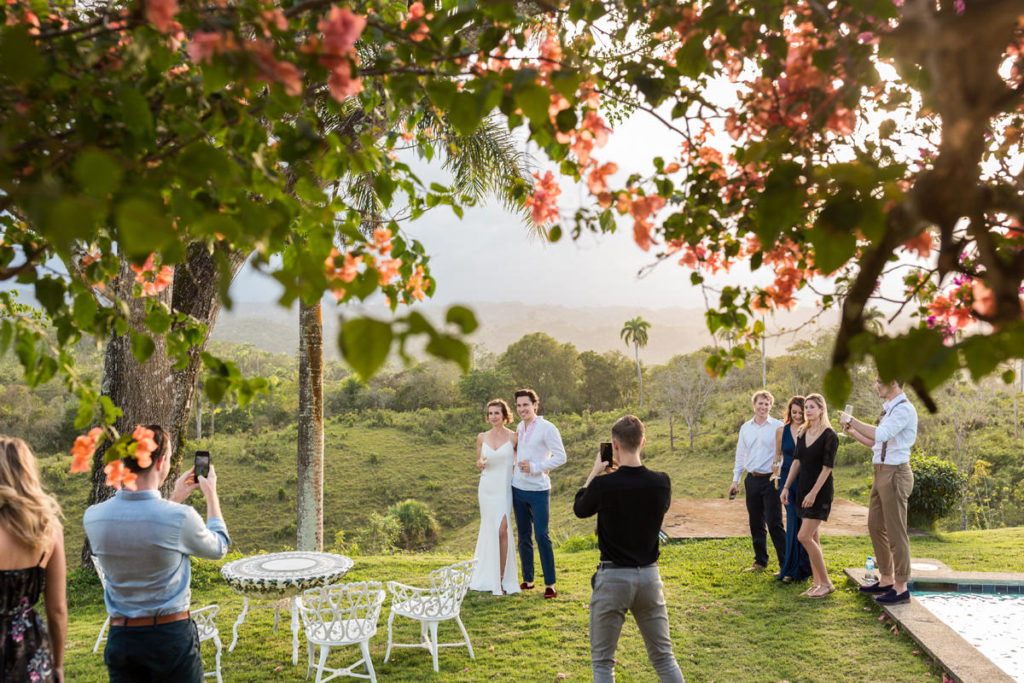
{"left": 84, "top": 425, "right": 230, "bottom": 682}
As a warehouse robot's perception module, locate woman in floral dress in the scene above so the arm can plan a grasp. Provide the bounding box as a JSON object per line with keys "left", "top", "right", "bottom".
{"left": 1, "top": 436, "right": 66, "bottom": 682}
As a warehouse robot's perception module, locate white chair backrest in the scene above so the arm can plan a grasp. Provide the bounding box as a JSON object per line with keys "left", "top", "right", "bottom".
{"left": 91, "top": 556, "right": 108, "bottom": 590}
{"left": 191, "top": 605, "right": 220, "bottom": 641}
{"left": 427, "top": 560, "right": 476, "bottom": 617}
{"left": 300, "top": 581, "right": 385, "bottom": 642}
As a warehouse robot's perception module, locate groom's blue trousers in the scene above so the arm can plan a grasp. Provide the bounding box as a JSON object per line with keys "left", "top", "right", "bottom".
{"left": 512, "top": 486, "right": 556, "bottom": 585}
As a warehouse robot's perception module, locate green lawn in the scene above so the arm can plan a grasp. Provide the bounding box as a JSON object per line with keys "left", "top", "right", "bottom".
{"left": 62, "top": 527, "right": 1024, "bottom": 682}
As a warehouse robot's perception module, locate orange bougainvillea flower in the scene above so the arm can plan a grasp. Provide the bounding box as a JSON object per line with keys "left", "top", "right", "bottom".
{"left": 901, "top": 230, "right": 933, "bottom": 259}
{"left": 104, "top": 460, "right": 138, "bottom": 491}
{"left": 377, "top": 258, "right": 402, "bottom": 286}
{"left": 373, "top": 227, "right": 393, "bottom": 253}
{"left": 70, "top": 427, "right": 104, "bottom": 473}
{"left": 131, "top": 425, "right": 157, "bottom": 469}
{"left": 524, "top": 171, "right": 562, "bottom": 225}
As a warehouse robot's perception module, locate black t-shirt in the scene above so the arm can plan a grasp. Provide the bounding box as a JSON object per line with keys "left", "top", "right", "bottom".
{"left": 572, "top": 465, "right": 672, "bottom": 566}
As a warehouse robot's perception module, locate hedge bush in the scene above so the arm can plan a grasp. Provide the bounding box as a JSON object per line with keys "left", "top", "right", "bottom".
{"left": 907, "top": 453, "right": 967, "bottom": 529}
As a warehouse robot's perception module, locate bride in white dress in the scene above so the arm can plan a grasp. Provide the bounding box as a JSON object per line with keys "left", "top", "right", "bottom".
{"left": 469, "top": 399, "right": 521, "bottom": 595}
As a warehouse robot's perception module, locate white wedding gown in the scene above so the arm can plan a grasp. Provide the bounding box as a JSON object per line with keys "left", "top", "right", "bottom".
{"left": 469, "top": 440, "right": 521, "bottom": 595}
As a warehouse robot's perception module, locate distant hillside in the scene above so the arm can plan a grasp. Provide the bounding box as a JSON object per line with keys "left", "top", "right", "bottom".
{"left": 212, "top": 301, "right": 844, "bottom": 364}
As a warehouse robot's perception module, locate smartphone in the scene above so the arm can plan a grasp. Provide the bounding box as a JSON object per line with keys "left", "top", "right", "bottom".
{"left": 599, "top": 442, "right": 613, "bottom": 466}
{"left": 194, "top": 450, "right": 211, "bottom": 480}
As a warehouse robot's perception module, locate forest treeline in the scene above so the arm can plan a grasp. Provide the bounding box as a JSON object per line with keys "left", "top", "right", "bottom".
{"left": 2, "top": 329, "right": 1022, "bottom": 531}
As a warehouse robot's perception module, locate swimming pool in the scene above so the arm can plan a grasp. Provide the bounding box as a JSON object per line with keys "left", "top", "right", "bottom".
{"left": 914, "top": 591, "right": 1024, "bottom": 682}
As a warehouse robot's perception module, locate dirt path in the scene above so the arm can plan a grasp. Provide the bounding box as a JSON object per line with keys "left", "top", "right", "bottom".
{"left": 662, "top": 497, "right": 870, "bottom": 539}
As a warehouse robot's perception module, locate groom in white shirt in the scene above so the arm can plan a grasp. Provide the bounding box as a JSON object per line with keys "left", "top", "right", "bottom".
{"left": 512, "top": 388, "right": 567, "bottom": 599}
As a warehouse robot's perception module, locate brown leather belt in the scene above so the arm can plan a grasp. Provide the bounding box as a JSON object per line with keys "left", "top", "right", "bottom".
{"left": 748, "top": 472, "right": 771, "bottom": 477}
{"left": 110, "top": 611, "right": 190, "bottom": 627}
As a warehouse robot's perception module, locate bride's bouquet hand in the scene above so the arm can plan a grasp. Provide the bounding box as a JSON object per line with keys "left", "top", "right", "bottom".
{"left": 476, "top": 457, "right": 486, "bottom": 471}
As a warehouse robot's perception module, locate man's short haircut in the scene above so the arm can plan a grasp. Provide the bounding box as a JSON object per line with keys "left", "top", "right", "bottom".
{"left": 486, "top": 399, "right": 513, "bottom": 424}
{"left": 752, "top": 389, "right": 775, "bottom": 405}
{"left": 514, "top": 388, "right": 539, "bottom": 407}
{"left": 123, "top": 424, "right": 170, "bottom": 474}
{"left": 611, "top": 415, "right": 645, "bottom": 452}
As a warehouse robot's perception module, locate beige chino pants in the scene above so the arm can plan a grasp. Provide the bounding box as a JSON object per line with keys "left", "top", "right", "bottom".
{"left": 868, "top": 462, "right": 914, "bottom": 584}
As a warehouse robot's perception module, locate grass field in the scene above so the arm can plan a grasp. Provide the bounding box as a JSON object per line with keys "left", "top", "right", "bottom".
{"left": 60, "top": 528, "right": 1024, "bottom": 682}
{"left": 40, "top": 411, "right": 877, "bottom": 562}
{"left": 41, "top": 410, "right": 1019, "bottom": 681}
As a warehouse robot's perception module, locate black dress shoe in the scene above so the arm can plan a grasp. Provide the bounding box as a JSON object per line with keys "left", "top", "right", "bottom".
{"left": 875, "top": 588, "right": 911, "bottom": 604}
{"left": 858, "top": 582, "right": 892, "bottom": 594}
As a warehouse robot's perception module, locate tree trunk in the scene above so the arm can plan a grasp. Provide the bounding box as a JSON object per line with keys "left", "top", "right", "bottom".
{"left": 297, "top": 298, "right": 324, "bottom": 551}
{"left": 81, "top": 244, "right": 247, "bottom": 565}
{"left": 634, "top": 343, "right": 643, "bottom": 407}
{"left": 209, "top": 406, "right": 215, "bottom": 438}
{"left": 194, "top": 388, "right": 202, "bottom": 439}
{"left": 668, "top": 415, "right": 674, "bottom": 453}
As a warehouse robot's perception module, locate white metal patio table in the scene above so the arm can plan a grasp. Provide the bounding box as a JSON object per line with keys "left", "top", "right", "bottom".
{"left": 221, "top": 551, "right": 354, "bottom": 664}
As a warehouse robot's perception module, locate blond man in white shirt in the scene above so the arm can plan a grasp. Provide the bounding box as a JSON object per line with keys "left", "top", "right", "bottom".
{"left": 728, "top": 390, "right": 786, "bottom": 572}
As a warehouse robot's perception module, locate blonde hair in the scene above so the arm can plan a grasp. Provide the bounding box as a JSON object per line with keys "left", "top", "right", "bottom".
{"left": 796, "top": 394, "right": 833, "bottom": 437}
{"left": 0, "top": 436, "right": 62, "bottom": 552}
{"left": 751, "top": 389, "right": 774, "bottom": 405}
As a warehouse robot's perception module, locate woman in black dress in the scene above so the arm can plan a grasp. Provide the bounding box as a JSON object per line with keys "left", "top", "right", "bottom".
{"left": 780, "top": 394, "right": 837, "bottom": 598}
{"left": 1, "top": 436, "right": 66, "bottom": 682}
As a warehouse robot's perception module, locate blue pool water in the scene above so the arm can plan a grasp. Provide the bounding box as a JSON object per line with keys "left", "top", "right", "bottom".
{"left": 915, "top": 591, "right": 1024, "bottom": 681}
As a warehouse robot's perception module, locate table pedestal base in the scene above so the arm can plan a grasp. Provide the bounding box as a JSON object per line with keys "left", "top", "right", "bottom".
{"left": 227, "top": 596, "right": 302, "bottom": 664}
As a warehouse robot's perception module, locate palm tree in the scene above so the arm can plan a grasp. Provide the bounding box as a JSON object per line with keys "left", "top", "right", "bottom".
{"left": 620, "top": 317, "right": 652, "bottom": 407}
{"left": 294, "top": 112, "right": 533, "bottom": 551}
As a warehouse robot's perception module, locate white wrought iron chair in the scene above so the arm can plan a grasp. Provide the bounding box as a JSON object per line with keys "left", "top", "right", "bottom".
{"left": 91, "top": 556, "right": 110, "bottom": 653}
{"left": 384, "top": 559, "right": 476, "bottom": 672}
{"left": 192, "top": 604, "right": 224, "bottom": 683}
{"left": 296, "top": 581, "right": 386, "bottom": 683}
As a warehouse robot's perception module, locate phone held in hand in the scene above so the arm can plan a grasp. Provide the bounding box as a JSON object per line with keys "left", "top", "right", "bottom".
{"left": 729, "top": 489, "right": 737, "bottom": 500}
{"left": 600, "top": 441, "right": 613, "bottom": 466}
{"left": 194, "top": 450, "right": 211, "bottom": 479}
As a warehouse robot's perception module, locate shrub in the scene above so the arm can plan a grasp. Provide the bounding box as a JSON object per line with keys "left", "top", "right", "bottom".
{"left": 387, "top": 498, "right": 440, "bottom": 550}
{"left": 559, "top": 534, "right": 599, "bottom": 553}
{"left": 359, "top": 512, "right": 402, "bottom": 554}
{"left": 907, "top": 453, "right": 967, "bottom": 529}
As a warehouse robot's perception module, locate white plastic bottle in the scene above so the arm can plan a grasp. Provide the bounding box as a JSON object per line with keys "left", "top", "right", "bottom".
{"left": 865, "top": 556, "right": 877, "bottom": 584}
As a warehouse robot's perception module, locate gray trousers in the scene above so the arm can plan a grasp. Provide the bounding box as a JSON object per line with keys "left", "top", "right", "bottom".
{"left": 588, "top": 565, "right": 685, "bottom": 682}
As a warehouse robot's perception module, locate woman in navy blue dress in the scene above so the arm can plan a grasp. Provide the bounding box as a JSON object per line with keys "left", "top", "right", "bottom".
{"left": 773, "top": 396, "right": 811, "bottom": 584}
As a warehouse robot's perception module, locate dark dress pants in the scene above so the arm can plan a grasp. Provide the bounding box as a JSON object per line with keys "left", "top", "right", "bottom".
{"left": 105, "top": 619, "right": 204, "bottom": 683}
{"left": 745, "top": 473, "right": 786, "bottom": 568}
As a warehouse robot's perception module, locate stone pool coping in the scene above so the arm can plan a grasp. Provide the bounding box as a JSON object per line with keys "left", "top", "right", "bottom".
{"left": 844, "top": 558, "right": 1023, "bottom": 683}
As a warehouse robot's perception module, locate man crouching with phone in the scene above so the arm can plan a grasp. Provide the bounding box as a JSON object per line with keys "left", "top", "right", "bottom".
{"left": 84, "top": 425, "right": 230, "bottom": 682}
{"left": 573, "top": 416, "right": 684, "bottom": 683}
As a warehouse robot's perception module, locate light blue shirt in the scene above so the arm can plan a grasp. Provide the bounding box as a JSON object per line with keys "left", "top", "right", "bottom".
{"left": 84, "top": 489, "right": 230, "bottom": 618}
{"left": 512, "top": 416, "right": 567, "bottom": 491}
{"left": 872, "top": 392, "right": 918, "bottom": 466}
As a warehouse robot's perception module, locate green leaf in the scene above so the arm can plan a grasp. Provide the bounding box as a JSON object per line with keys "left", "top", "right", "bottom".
{"left": 447, "top": 91, "right": 485, "bottom": 135}
{"left": 0, "top": 27, "right": 44, "bottom": 84}
{"left": 515, "top": 83, "right": 551, "bottom": 125}
{"left": 119, "top": 87, "right": 155, "bottom": 144}
{"left": 72, "top": 292, "right": 98, "bottom": 330}
{"left": 425, "top": 334, "right": 471, "bottom": 370}
{"left": 339, "top": 317, "right": 393, "bottom": 380}
{"left": 675, "top": 38, "right": 707, "bottom": 79}
{"left": 445, "top": 305, "right": 478, "bottom": 334}
{"left": 116, "top": 198, "right": 176, "bottom": 259}
{"left": 822, "top": 366, "right": 852, "bottom": 406}
{"left": 129, "top": 330, "right": 156, "bottom": 363}
{"left": 204, "top": 376, "right": 230, "bottom": 404}
{"left": 74, "top": 149, "right": 123, "bottom": 198}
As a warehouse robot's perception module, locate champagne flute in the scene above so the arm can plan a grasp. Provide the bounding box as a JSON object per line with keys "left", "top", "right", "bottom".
{"left": 840, "top": 404, "right": 853, "bottom": 436}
